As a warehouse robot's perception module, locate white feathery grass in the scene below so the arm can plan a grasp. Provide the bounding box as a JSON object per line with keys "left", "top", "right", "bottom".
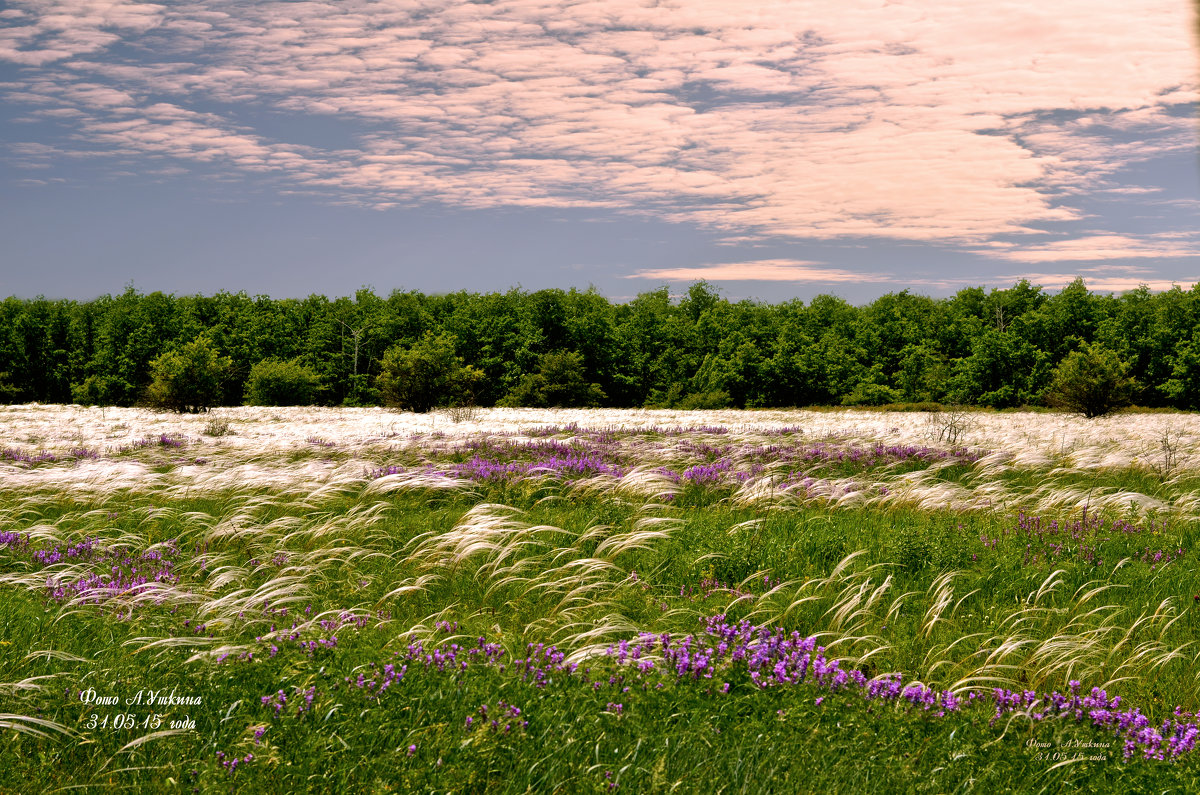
{"left": 3, "top": 403, "right": 1200, "bottom": 743}
{"left": 921, "top": 572, "right": 959, "bottom": 638}
{"left": 0, "top": 712, "right": 78, "bottom": 740}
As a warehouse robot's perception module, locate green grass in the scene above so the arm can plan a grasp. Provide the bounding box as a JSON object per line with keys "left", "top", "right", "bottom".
{"left": 3, "top": 421, "right": 1200, "bottom": 793}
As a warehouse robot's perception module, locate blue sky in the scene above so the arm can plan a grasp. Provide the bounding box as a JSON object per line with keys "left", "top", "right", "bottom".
{"left": 1, "top": 0, "right": 1197, "bottom": 303}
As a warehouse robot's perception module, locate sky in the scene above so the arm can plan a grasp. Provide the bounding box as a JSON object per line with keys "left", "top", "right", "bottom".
{"left": 1, "top": 0, "right": 1198, "bottom": 304}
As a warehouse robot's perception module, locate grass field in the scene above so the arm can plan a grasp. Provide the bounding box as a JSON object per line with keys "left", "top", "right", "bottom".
{"left": 2, "top": 404, "right": 1199, "bottom": 793}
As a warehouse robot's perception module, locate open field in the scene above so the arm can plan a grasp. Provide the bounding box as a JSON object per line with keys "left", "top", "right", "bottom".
{"left": 3, "top": 404, "right": 1200, "bottom": 793}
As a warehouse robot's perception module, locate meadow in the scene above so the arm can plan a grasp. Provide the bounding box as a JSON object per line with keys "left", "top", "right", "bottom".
{"left": 2, "top": 403, "right": 1199, "bottom": 794}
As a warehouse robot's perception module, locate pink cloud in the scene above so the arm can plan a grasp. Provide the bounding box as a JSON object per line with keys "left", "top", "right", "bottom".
{"left": 1, "top": 0, "right": 1195, "bottom": 254}
{"left": 981, "top": 234, "right": 1200, "bottom": 263}
{"left": 0, "top": 0, "right": 164, "bottom": 65}
{"left": 627, "top": 259, "right": 889, "bottom": 283}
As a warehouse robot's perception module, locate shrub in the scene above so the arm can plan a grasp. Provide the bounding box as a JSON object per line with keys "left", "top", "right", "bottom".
{"left": 145, "top": 335, "right": 230, "bottom": 413}
{"left": 499, "top": 351, "right": 605, "bottom": 408}
{"left": 378, "top": 332, "right": 481, "bottom": 413}
{"left": 841, "top": 366, "right": 901, "bottom": 407}
{"left": 202, "top": 418, "right": 234, "bottom": 437}
{"left": 342, "top": 373, "right": 379, "bottom": 408}
{"left": 676, "top": 390, "right": 730, "bottom": 410}
{"left": 440, "top": 404, "right": 481, "bottom": 423}
{"left": 926, "top": 404, "right": 974, "bottom": 445}
{"left": 71, "top": 374, "right": 128, "bottom": 407}
{"left": 244, "top": 358, "right": 323, "bottom": 406}
{"left": 841, "top": 381, "right": 901, "bottom": 407}
{"left": 1044, "top": 342, "right": 1137, "bottom": 418}
{"left": 0, "top": 371, "right": 23, "bottom": 404}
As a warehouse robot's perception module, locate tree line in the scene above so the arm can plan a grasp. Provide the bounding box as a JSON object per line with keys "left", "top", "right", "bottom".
{"left": 1, "top": 278, "right": 1198, "bottom": 413}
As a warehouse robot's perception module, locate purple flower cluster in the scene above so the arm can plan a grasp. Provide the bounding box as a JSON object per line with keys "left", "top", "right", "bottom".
{"left": 752, "top": 441, "right": 983, "bottom": 471}
{"left": 1138, "top": 547, "right": 1185, "bottom": 567}
{"left": 608, "top": 617, "right": 862, "bottom": 692}
{"left": 216, "top": 751, "right": 253, "bottom": 775}
{"left": 332, "top": 633, "right": 545, "bottom": 697}
{"left": 988, "top": 682, "right": 1199, "bottom": 760}
{"left": 454, "top": 436, "right": 620, "bottom": 464}
{"left": 1, "top": 435, "right": 191, "bottom": 468}
{"left": 0, "top": 447, "right": 61, "bottom": 466}
{"left": 980, "top": 512, "right": 1186, "bottom": 569}
{"left": 368, "top": 427, "right": 985, "bottom": 492}
{"left": 37, "top": 538, "right": 180, "bottom": 608}
{"left": 513, "top": 642, "right": 578, "bottom": 687}
{"left": 237, "top": 610, "right": 378, "bottom": 664}
{"left": 678, "top": 458, "right": 734, "bottom": 485}
{"left": 299, "top": 637, "right": 338, "bottom": 654}
{"left": 347, "top": 662, "right": 407, "bottom": 701}
{"left": 458, "top": 453, "right": 625, "bottom": 481}
{"left": 233, "top": 613, "right": 1195, "bottom": 765}
{"left": 1017, "top": 511, "right": 1168, "bottom": 539}
{"left": 261, "top": 689, "right": 288, "bottom": 717}
{"left": 0, "top": 531, "right": 30, "bottom": 550}
{"left": 261, "top": 685, "right": 316, "bottom": 718}
{"left": 320, "top": 634, "right": 510, "bottom": 687}
{"left": 369, "top": 453, "right": 627, "bottom": 483}
{"left": 677, "top": 440, "right": 731, "bottom": 460}
{"left": 467, "top": 700, "right": 527, "bottom": 734}
{"left": 117, "top": 434, "right": 187, "bottom": 453}
{"left": 594, "top": 615, "right": 1199, "bottom": 761}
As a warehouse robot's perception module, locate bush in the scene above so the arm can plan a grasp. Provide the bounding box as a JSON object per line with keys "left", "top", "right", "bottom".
{"left": 378, "top": 332, "right": 481, "bottom": 413}
{"left": 342, "top": 373, "right": 379, "bottom": 408}
{"left": 925, "top": 404, "right": 974, "bottom": 445}
{"left": 0, "top": 371, "right": 23, "bottom": 404}
{"left": 676, "top": 390, "right": 731, "bottom": 410}
{"left": 145, "top": 335, "right": 231, "bottom": 413}
{"left": 244, "top": 358, "right": 323, "bottom": 406}
{"left": 841, "top": 381, "right": 901, "bottom": 407}
{"left": 202, "top": 418, "right": 234, "bottom": 437}
{"left": 71, "top": 374, "right": 128, "bottom": 407}
{"left": 841, "top": 365, "right": 901, "bottom": 407}
{"left": 1044, "top": 342, "right": 1137, "bottom": 419}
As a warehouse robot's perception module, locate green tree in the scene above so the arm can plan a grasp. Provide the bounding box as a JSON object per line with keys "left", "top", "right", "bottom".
{"left": 378, "top": 332, "right": 481, "bottom": 413}
{"left": 687, "top": 326, "right": 767, "bottom": 408}
{"left": 1162, "top": 332, "right": 1200, "bottom": 410}
{"left": 244, "top": 358, "right": 324, "bottom": 406}
{"left": 861, "top": 290, "right": 945, "bottom": 383}
{"left": 841, "top": 364, "right": 902, "bottom": 406}
{"left": 895, "top": 343, "right": 951, "bottom": 403}
{"left": 949, "top": 328, "right": 1048, "bottom": 408}
{"left": 500, "top": 350, "right": 606, "bottom": 408}
{"left": 680, "top": 280, "right": 722, "bottom": 323}
{"left": 618, "top": 287, "right": 690, "bottom": 407}
{"left": 145, "top": 334, "right": 231, "bottom": 413}
{"left": 0, "top": 371, "right": 20, "bottom": 403}
{"left": 1045, "top": 342, "right": 1137, "bottom": 418}
{"left": 440, "top": 289, "right": 530, "bottom": 405}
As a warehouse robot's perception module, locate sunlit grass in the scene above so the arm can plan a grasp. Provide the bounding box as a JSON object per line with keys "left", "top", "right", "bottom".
{"left": 2, "top": 404, "right": 1199, "bottom": 792}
